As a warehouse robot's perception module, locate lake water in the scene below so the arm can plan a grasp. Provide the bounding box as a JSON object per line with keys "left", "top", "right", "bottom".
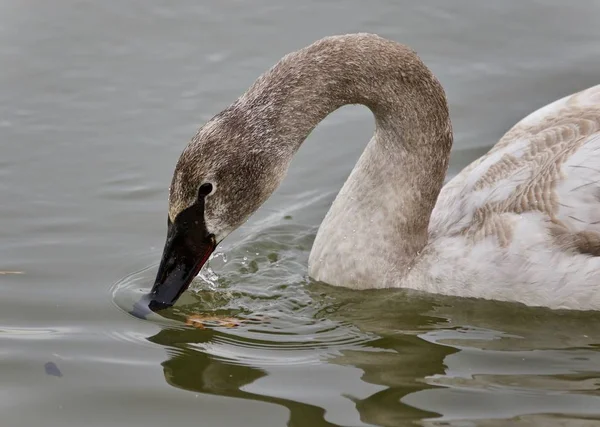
{"left": 3, "top": 1, "right": 600, "bottom": 426}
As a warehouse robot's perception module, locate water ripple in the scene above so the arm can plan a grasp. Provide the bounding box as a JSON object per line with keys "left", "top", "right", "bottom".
{"left": 112, "top": 225, "right": 378, "bottom": 366}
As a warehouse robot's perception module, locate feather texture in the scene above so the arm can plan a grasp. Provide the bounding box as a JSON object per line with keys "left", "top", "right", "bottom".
{"left": 421, "top": 85, "right": 600, "bottom": 310}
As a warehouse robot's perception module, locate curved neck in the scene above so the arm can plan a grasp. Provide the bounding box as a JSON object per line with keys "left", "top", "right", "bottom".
{"left": 234, "top": 34, "right": 452, "bottom": 287}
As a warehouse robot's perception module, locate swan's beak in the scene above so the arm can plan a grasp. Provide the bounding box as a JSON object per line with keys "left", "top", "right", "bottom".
{"left": 149, "top": 215, "right": 216, "bottom": 311}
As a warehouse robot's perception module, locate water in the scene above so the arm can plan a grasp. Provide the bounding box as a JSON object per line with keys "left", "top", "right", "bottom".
{"left": 2, "top": 1, "right": 600, "bottom": 426}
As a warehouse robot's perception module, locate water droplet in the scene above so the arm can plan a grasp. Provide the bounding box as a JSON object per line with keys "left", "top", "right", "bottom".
{"left": 198, "top": 264, "right": 220, "bottom": 289}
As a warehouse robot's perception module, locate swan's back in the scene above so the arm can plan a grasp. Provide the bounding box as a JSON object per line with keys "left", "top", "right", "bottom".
{"left": 424, "top": 85, "right": 600, "bottom": 310}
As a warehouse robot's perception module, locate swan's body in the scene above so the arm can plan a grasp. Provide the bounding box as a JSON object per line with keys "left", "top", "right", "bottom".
{"left": 310, "top": 83, "right": 600, "bottom": 310}
{"left": 150, "top": 33, "right": 600, "bottom": 312}
{"left": 399, "top": 87, "right": 600, "bottom": 310}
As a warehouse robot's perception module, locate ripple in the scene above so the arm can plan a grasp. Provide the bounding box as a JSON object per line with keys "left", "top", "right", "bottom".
{"left": 111, "top": 265, "right": 177, "bottom": 325}
{"left": 0, "top": 326, "right": 78, "bottom": 340}
{"left": 112, "top": 225, "right": 378, "bottom": 366}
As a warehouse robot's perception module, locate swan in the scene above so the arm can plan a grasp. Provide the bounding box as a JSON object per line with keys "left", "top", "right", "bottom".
{"left": 148, "top": 33, "right": 600, "bottom": 312}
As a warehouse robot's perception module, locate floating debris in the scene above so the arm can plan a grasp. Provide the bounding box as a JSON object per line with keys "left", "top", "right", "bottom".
{"left": 44, "top": 362, "right": 62, "bottom": 377}
{"left": 185, "top": 314, "right": 246, "bottom": 329}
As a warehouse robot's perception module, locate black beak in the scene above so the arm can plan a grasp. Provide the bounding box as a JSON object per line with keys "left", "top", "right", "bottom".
{"left": 149, "top": 204, "right": 216, "bottom": 311}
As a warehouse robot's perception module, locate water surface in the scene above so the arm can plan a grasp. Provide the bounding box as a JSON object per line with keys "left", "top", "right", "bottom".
{"left": 3, "top": 1, "right": 600, "bottom": 426}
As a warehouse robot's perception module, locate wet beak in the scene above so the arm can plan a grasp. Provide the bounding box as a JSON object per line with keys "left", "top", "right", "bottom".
{"left": 149, "top": 217, "right": 216, "bottom": 311}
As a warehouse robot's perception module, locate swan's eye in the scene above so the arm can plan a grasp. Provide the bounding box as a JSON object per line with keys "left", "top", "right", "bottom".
{"left": 198, "top": 183, "right": 214, "bottom": 199}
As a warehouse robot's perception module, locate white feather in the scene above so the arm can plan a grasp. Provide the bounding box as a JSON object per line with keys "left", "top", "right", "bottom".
{"left": 419, "top": 85, "right": 600, "bottom": 310}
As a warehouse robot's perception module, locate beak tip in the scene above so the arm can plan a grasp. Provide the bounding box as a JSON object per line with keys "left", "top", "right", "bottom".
{"left": 129, "top": 294, "right": 158, "bottom": 319}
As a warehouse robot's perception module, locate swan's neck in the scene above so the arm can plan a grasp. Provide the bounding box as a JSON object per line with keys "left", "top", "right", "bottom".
{"left": 237, "top": 34, "right": 452, "bottom": 288}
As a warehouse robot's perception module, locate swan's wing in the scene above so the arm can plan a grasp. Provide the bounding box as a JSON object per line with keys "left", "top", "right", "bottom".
{"left": 420, "top": 85, "right": 600, "bottom": 309}
{"left": 431, "top": 84, "right": 600, "bottom": 250}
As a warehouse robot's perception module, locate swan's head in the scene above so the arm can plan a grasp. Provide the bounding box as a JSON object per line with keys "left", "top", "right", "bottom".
{"left": 148, "top": 109, "right": 290, "bottom": 311}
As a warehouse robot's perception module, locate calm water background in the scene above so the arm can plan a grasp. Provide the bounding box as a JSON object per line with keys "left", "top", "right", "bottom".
{"left": 3, "top": 1, "right": 600, "bottom": 426}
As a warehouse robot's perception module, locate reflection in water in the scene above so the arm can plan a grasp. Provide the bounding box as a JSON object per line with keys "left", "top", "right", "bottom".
{"left": 144, "top": 287, "right": 457, "bottom": 426}
{"left": 114, "top": 223, "right": 600, "bottom": 425}
{"left": 332, "top": 288, "right": 600, "bottom": 423}
{"left": 145, "top": 286, "right": 600, "bottom": 426}
{"left": 149, "top": 327, "right": 340, "bottom": 427}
